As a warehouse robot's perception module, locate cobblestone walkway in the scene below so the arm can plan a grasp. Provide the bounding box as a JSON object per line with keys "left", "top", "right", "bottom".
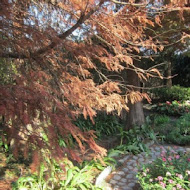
{"left": 104, "top": 143, "right": 190, "bottom": 190}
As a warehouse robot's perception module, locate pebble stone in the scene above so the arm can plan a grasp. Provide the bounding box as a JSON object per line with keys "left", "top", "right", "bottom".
{"left": 117, "top": 171, "right": 125, "bottom": 175}
{"left": 128, "top": 166, "right": 133, "bottom": 170}
{"left": 123, "top": 167, "right": 129, "bottom": 172}
{"left": 113, "top": 175, "right": 121, "bottom": 181}
{"left": 126, "top": 174, "right": 134, "bottom": 179}
{"left": 103, "top": 143, "right": 190, "bottom": 190}
{"left": 128, "top": 183, "right": 135, "bottom": 187}
{"left": 138, "top": 158, "right": 144, "bottom": 162}
{"left": 110, "top": 179, "right": 117, "bottom": 184}
{"left": 123, "top": 156, "right": 129, "bottom": 161}
{"left": 118, "top": 159, "right": 125, "bottom": 164}
{"left": 120, "top": 178, "right": 127, "bottom": 183}
{"left": 155, "top": 147, "right": 160, "bottom": 151}
{"left": 122, "top": 187, "right": 132, "bottom": 190}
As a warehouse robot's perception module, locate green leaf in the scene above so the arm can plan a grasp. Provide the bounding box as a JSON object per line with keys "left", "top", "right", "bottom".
{"left": 107, "top": 149, "right": 124, "bottom": 157}
{"left": 70, "top": 172, "right": 81, "bottom": 186}
{"left": 64, "top": 169, "right": 73, "bottom": 186}
{"left": 95, "top": 164, "right": 105, "bottom": 170}
{"left": 79, "top": 183, "right": 88, "bottom": 190}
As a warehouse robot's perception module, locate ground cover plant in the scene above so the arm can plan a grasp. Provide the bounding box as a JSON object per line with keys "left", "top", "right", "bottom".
{"left": 0, "top": 114, "right": 158, "bottom": 189}
{"left": 74, "top": 113, "right": 122, "bottom": 139}
{"left": 150, "top": 86, "right": 190, "bottom": 103}
{"left": 10, "top": 149, "right": 116, "bottom": 190}
{"left": 137, "top": 149, "right": 190, "bottom": 190}
{"left": 107, "top": 116, "right": 161, "bottom": 156}
{"left": 0, "top": 123, "right": 117, "bottom": 190}
{"left": 152, "top": 113, "right": 190, "bottom": 145}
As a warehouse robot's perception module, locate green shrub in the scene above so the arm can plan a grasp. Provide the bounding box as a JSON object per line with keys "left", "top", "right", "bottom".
{"left": 152, "top": 115, "right": 171, "bottom": 140}
{"left": 153, "top": 113, "right": 190, "bottom": 145}
{"left": 12, "top": 160, "right": 102, "bottom": 190}
{"left": 137, "top": 149, "right": 190, "bottom": 190}
{"left": 166, "top": 113, "right": 190, "bottom": 145}
{"left": 12, "top": 150, "right": 115, "bottom": 190}
{"left": 176, "top": 113, "right": 190, "bottom": 134}
{"left": 111, "top": 119, "right": 160, "bottom": 155}
{"left": 12, "top": 158, "right": 61, "bottom": 190}
{"left": 153, "top": 115, "right": 171, "bottom": 126}
{"left": 150, "top": 85, "right": 190, "bottom": 103}
{"left": 74, "top": 113, "right": 122, "bottom": 139}
{"left": 114, "top": 125, "right": 150, "bottom": 154}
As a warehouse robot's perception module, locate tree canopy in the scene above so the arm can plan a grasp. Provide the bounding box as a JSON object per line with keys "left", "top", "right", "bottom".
{"left": 0, "top": 0, "right": 189, "bottom": 166}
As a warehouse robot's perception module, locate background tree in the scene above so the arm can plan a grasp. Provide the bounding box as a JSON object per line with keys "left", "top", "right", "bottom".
{"left": 142, "top": 0, "right": 190, "bottom": 88}
{"left": 0, "top": 0, "right": 189, "bottom": 168}
{"left": 172, "top": 53, "right": 190, "bottom": 87}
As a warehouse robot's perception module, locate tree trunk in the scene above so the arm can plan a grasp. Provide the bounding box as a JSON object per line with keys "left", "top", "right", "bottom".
{"left": 126, "top": 101, "right": 145, "bottom": 130}
{"left": 122, "top": 68, "right": 145, "bottom": 130}
{"left": 164, "top": 61, "right": 172, "bottom": 87}
{"left": 166, "top": 61, "right": 172, "bottom": 87}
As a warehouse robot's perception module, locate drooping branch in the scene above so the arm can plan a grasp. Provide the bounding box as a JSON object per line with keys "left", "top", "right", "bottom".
{"left": 0, "top": 52, "right": 27, "bottom": 59}
{"left": 0, "top": 0, "right": 106, "bottom": 59}
{"left": 111, "top": 0, "right": 147, "bottom": 7}
{"left": 33, "top": 1, "right": 106, "bottom": 56}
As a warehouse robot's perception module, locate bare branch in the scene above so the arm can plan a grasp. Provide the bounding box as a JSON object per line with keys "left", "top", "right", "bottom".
{"left": 0, "top": 52, "right": 27, "bottom": 59}
{"left": 0, "top": 0, "right": 106, "bottom": 59}
{"left": 111, "top": 0, "right": 147, "bottom": 7}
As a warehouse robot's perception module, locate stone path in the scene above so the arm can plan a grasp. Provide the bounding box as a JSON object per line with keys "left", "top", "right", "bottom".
{"left": 103, "top": 143, "right": 190, "bottom": 190}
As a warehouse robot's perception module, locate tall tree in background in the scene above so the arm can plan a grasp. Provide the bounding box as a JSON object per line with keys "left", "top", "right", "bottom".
{"left": 143, "top": 0, "right": 190, "bottom": 88}
{"left": 0, "top": 0, "right": 189, "bottom": 166}
{"left": 173, "top": 53, "right": 190, "bottom": 87}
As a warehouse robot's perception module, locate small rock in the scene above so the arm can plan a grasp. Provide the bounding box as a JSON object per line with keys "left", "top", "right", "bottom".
{"left": 113, "top": 175, "right": 121, "bottom": 181}
{"left": 139, "top": 158, "right": 144, "bottom": 162}
{"left": 126, "top": 174, "right": 134, "bottom": 179}
{"left": 132, "top": 167, "right": 138, "bottom": 172}
{"left": 155, "top": 147, "right": 161, "bottom": 151}
{"left": 131, "top": 171, "right": 138, "bottom": 175}
{"left": 127, "top": 166, "right": 133, "bottom": 170}
{"left": 150, "top": 147, "right": 154, "bottom": 151}
{"left": 155, "top": 151, "right": 161, "bottom": 156}
{"left": 122, "top": 187, "right": 132, "bottom": 190}
{"left": 123, "top": 156, "right": 129, "bottom": 161}
{"left": 128, "top": 182, "right": 135, "bottom": 187}
{"left": 178, "top": 148, "right": 185, "bottom": 152}
{"left": 117, "top": 171, "right": 125, "bottom": 175}
{"left": 128, "top": 160, "right": 136, "bottom": 165}
{"left": 141, "top": 152, "right": 147, "bottom": 156}
{"left": 113, "top": 185, "right": 120, "bottom": 190}
{"left": 110, "top": 179, "right": 117, "bottom": 184}
{"left": 151, "top": 155, "right": 158, "bottom": 160}
{"left": 123, "top": 167, "right": 129, "bottom": 172}
{"left": 120, "top": 178, "right": 127, "bottom": 183}
{"left": 118, "top": 158, "right": 125, "bottom": 163}
{"left": 133, "top": 156, "right": 138, "bottom": 160}
{"left": 118, "top": 181, "right": 127, "bottom": 186}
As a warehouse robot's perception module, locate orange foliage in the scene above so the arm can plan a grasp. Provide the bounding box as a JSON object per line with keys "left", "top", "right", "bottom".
{"left": 0, "top": 0, "right": 189, "bottom": 162}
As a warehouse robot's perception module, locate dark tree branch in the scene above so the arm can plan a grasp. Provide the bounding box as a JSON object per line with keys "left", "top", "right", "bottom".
{"left": 0, "top": 0, "right": 106, "bottom": 59}
{"left": 0, "top": 52, "right": 27, "bottom": 59}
